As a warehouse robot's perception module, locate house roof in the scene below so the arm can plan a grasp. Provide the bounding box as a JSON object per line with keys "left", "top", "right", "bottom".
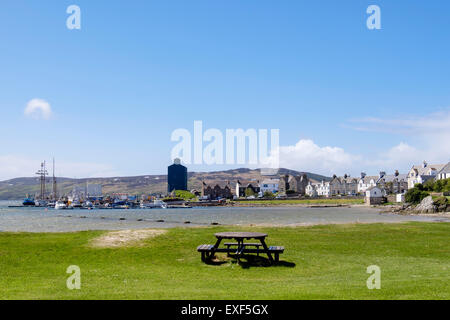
{"left": 381, "top": 174, "right": 407, "bottom": 183}
{"left": 438, "top": 162, "right": 450, "bottom": 174}
{"left": 366, "top": 186, "right": 383, "bottom": 196}
{"left": 203, "top": 181, "right": 231, "bottom": 189}
{"left": 260, "top": 178, "right": 280, "bottom": 185}
{"left": 417, "top": 175, "right": 436, "bottom": 183}
{"left": 236, "top": 180, "right": 259, "bottom": 186}
{"left": 331, "top": 176, "right": 358, "bottom": 184}
{"left": 360, "top": 175, "right": 378, "bottom": 184}
{"left": 411, "top": 163, "right": 445, "bottom": 175}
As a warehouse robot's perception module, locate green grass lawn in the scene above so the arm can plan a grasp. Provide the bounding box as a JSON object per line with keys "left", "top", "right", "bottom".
{"left": 0, "top": 222, "right": 449, "bottom": 300}
{"left": 236, "top": 198, "right": 365, "bottom": 205}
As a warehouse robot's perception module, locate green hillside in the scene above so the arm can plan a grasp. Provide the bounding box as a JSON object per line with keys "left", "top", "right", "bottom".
{"left": 0, "top": 168, "right": 330, "bottom": 200}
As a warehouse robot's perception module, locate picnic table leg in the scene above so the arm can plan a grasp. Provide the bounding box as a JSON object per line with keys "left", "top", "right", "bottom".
{"left": 208, "top": 238, "right": 222, "bottom": 260}
{"left": 236, "top": 240, "right": 243, "bottom": 263}
{"left": 260, "top": 239, "right": 274, "bottom": 264}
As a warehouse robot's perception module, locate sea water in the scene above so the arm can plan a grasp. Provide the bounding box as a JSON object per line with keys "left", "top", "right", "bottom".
{"left": 0, "top": 200, "right": 447, "bottom": 232}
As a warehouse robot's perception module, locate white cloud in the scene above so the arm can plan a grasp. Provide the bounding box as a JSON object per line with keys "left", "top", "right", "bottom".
{"left": 367, "top": 142, "right": 421, "bottom": 170}
{"left": 267, "top": 109, "right": 450, "bottom": 177}
{"left": 0, "top": 155, "right": 119, "bottom": 181}
{"left": 269, "top": 139, "right": 361, "bottom": 176}
{"left": 352, "top": 109, "right": 450, "bottom": 167}
{"left": 350, "top": 109, "right": 450, "bottom": 136}
{"left": 24, "top": 98, "right": 52, "bottom": 120}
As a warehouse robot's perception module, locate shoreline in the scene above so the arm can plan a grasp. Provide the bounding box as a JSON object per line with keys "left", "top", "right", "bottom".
{"left": 377, "top": 204, "right": 450, "bottom": 217}
{"left": 1, "top": 219, "right": 449, "bottom": 235}
{"left": 225, "top": 201, "right": 366, "bottom": 208}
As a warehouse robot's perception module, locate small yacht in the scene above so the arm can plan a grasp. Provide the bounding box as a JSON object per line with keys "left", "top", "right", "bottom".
{"left": 83, "top": 200, "right": 94, "bottom": 209}
{"left": 54, "top": 201, "right": 67, "bottom": 210}
{"left": 140, "top": 199, "right": 167, "bottom": 209}
{"left": 35, "top": 199, "right": 48, "bottom": 207}
{"left": 71, "top": 199, "right": 82, "bottom": 208}
{"left": 23, "top": 197, "right": 35, "bottom": 206}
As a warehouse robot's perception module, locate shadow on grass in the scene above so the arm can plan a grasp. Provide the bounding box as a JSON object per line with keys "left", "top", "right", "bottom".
{"left": 205, "top": 254, "right": 295, "bottom": 269}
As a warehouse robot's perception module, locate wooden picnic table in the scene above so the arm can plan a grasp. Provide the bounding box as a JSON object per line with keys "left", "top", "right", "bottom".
{"left": 212, "top": 232, "right": 274, "bottom": 263}
{"left": 197, "top": 232, "right": 285, "bottom": 264}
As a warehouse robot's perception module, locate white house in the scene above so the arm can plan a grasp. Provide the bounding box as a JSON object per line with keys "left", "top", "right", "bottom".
{"left": 407, "top": 161, "right": 445, "bottom": 189}
{"left": 259, "top": 179, "right": 279, "bottom": 194}
{"left": 305, "top": 181, "right": 318, "bottom": 197}
{"left": 437, "top": 162, "right": 450, "bottom": 180}
{"left": 365, "top": 186, "right": 385, "bottom": 205}
{"left": 316, "top": 180, "right": 331, "bottom": 197}
{"left": 306, "top": 176, "right": 359, "bottom": 198}
{"left": 357, "top": 172, "right": 378, "bottom": 193}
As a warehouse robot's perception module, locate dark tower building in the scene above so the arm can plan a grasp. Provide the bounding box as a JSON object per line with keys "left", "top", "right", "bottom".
{"left": 167, "top": 158, "right": 188, "bottom": 193}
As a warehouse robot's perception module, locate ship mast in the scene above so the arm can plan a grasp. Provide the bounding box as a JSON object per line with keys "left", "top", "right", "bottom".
{"left": 52, "top": 158, "right": 57, "bottom": 200}
{"left": 36, "top": 161, "right": 48, "bottom": 200}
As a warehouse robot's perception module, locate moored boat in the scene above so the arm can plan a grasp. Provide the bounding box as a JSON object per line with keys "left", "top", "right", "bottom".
{"left": 140, "top": 199, "right": 167, "bottom": 209}
{"left": 35, "top": 199, "right": 48, "bottom": 207}
{"left": 55, "top": 201, "right": 67, "bottom": 210}
{"left": 83, "top": 200, "right": 94, "bottom": 208}
{"left": 23, "top": 197, "right": 35, "bottom": 206}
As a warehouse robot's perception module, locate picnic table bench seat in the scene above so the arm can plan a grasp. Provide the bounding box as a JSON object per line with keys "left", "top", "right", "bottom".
{"left": 197, "top": 244, "right": 214, "bottom": 262}
{"left": 268, "top": 246, "right": 284, "bottom": 262}
{"left": 197, "top": 244, "right": 214, "bottom": 251}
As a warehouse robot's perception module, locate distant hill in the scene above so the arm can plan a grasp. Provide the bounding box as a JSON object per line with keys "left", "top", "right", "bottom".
{"left": 0, "top": 168, "right": 331, "bottom": 200}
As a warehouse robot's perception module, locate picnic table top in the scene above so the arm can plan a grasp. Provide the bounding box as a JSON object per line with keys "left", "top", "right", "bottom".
{"left": 214, "top": 232, "right": 268, "bottom": 240}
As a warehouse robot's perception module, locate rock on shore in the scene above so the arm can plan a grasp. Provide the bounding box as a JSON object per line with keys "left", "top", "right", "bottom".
{"left": 414, "top": 196, "right": 437, "bottom": 214}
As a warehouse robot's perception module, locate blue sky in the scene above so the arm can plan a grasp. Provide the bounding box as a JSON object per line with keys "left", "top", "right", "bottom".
{"left": 1, "top": 0, "right": 449, "bottom": 179}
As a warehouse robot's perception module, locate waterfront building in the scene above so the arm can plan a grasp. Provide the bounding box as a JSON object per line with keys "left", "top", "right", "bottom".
{"left": 167, "top": 158, "right": 188, "bottom": 193}
{"left": 278, "top": 174, "right": 309, "bottom": 196}
{"left": 305, "top": 181, "right": 318, "bottom": 197}
{"left": 358, "top": 171, "right": 407, "bottom": 194}
{"left": 357, "top": 172, "right": 378, "bottom": 193}
{"left": 236, "top": 180, "right": 261, "bottom": 197}
{"left": 407, "top": 161, "right": 445, "bottom": 189}
{"left": 329, "top": 175, "right": 358, "bottom": 196}
{"left": 259, "top": 178, "right": 279, "bottom": 194}
{"left": 316, "top": 180, "right": 331, "bottom": 197}
{"left": 365, "top": 187, "right": 385, "bottom": 205}
{"left": 201, "top": 181, "right": 233, "bottom": 200}
{"left": 305, "top": 180, "right": 332, "bottom": 197}
{"left": 437, "top": 162, "right": 450, "bottom": 180}
{"left": 377, "top": 171, "right": 408, "bottom": 194}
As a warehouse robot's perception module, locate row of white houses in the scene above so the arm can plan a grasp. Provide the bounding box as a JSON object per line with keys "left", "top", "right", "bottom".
{"left": 233, "top": 160, "right": 450, "bottom": 198}
{"left": 305, "top": 160, "right": 450, "bottom": 198}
